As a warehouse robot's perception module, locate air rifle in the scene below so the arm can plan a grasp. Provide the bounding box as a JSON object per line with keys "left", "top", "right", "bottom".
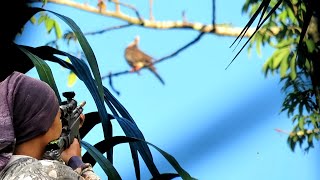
{"left": 43, "top": 91, "right": 86, "bottom": 160}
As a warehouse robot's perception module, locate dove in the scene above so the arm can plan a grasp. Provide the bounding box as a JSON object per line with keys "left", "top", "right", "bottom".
{"left": 124, "top": 35, "right": 165, "bottom": 85}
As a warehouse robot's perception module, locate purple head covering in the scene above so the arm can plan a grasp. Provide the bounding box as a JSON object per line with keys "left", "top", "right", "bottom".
{"left": 0, "top": 71, "right": 59, "bottom": 170}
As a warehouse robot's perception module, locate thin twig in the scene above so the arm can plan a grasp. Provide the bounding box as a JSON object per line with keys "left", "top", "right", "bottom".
{"left": 85, "top": 23, "right": 132, "bottom": 35}
{"left": 102, "top": 70, "right": 130, "bottom": 79}
{"left": 154, "top": 32, "right": 205, "bottom": 64}
{"left": 101, "top": 32, "right": 205, "bottom": 80}
{"left": 212, "top": 0, "right": 216, "bottom": 26}
{"left": 110, "top": 0, "right": 143, "bottom": 22}
{"left": 108, "top": 72, "right": 121, "bottom": 95}
{"left": 45, "top": 23, "right": 133, "bottom": 46}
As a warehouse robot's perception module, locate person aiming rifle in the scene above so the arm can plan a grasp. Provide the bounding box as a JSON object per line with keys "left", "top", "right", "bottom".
{"left": 0, "top": 71, "right": 100, "bottom": 179}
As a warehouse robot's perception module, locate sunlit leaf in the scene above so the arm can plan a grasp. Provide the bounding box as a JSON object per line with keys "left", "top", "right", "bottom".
{"left": 45, "top": 18, "right": 54, "bottom": 33}
{"left": 67, "top": 71, "right": 78, "bottom": 87}
{"left": 272, "top": 48, "right": 290, "bottom": 69}
{"left": 280, "top": 54, "right": 289, "bottom": 78}
{"left": 289, "top": 53, "right": 297, "bottom": 80}
{"left": 275, "top": 39, "right": 294, "bottom": 48}
{"left": 30, "top": 16, "right": 36, "bottom": 24}
{"left": 54, "top": 21, "right": 62, "bottom": 39}
{"left": 286, "top": 6, "right": 296, "bottom": 23}
{"left": 38, "top": 14, "right": 46, "bottom": 24}
{"left": 298, "top": 116, "right": 305, "bottom": 130}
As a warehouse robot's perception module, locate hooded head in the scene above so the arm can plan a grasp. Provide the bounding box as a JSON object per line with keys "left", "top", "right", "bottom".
{"left": 0, "top": 71, "right": 59, "bottom": 170}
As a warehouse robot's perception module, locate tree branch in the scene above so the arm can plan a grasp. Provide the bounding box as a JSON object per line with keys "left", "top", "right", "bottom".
{"left": 30, "top": 0, "right": 280, "bottom": 37}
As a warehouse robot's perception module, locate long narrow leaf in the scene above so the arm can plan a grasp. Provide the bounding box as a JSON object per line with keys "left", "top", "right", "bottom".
{"left": 112, "top": 115, "right": 160, "bottom": 176}
{"left": 31, "top": 7, "right": 104, "bottom": 102}
{"left": 227, "top": 0, "right": 283, "bottom": 69}
{"left": 85, "top": 136, "right": 195, "bottom": 180}
{"left": 103, "top": 95, "right": 142, "bottom": 179}
{"left": 150, "top": 173, "right": 180, "bottom": 180}
{"left": 81, "top": 140, "right": 121, "bottom": 180}
{"left": 17, "top": 46, "right": 61, "bottom": 103}
{"left": 80, "top": 112, "right": 114, "bottom": 139}
{"left": 230, "top": 0, "right": 269, "bottom": 49}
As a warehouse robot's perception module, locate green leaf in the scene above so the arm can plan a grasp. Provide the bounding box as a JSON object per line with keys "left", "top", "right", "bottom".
{"left": 289, "top": 53, "right": 297, "bottom": 80}
{"left": 54, "top": 21, "right": 62, "bottom": 39}
{"left": 308, "top": 133, "right": 314, "bottom": 143}
{"left": 272, "top": 48, "right": 290, "bottom": 69}
{"left": 30, "top": 16, "right": 36, "bottom": 24}
{"left": 67, "top": 71, "right": 78, "bottom": 87}
{"left": 262, "top": 55, "right": 273, "bottom": 75}
{"left": 287, "top": 6, "right": 296, "bottom": 23}
{"left": 310, "top": 115, "right": 317, "bottom": 127}
{"left": 279, "top": 10, "right": 287, "bottom": 23}
{"left": 305, "top": 59, "right": 311, "bottom": 71}
{"left": 305, "top": 39, "right": 316, "bottom": 53}
{"left": 253, "top": 33, "right": 263, "bottom": 56}
{"left": 45, "top": 18, "right": 54, "bottom": 33}
{"left": 275, "top": 39, "right": 293, "bottom": 48}
{"left": 41, "top": 0, "right": 48, "bottom": 6}
{"left": 38, "top": 14, "right": 46, "bottom": 24}
{"left": 17, "top": 45, "right": 61, "bottom": 103}
{"left": 280, "top": 54, "right": 289, "bottom": 78}
{"left": 298, "top": 116, "right": 305, "bottom": 130}
{"left": 287, "top": 137, "right": 296, "bottom": 152}
{"left": 81, "top": 141, "right": 121, "bottom": 180}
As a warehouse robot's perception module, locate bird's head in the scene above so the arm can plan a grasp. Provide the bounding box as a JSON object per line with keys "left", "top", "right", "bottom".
{"left": 127, "top": 35, "right": 140, "bottom": 48}
{"left": 134, "top": 35, "right": 140, "bottom": 45}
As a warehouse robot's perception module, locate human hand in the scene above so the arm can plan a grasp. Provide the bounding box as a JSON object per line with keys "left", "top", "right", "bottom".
{"left": 79, "top": 113, "right": 85, "bottom": 128}
{"left": 61, "top": 138, "right": 81, "bottom": 163}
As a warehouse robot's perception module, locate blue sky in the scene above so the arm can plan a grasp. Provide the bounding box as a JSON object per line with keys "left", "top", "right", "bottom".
{"left": 17, "top": 0, "right": 319, "bottom": 179}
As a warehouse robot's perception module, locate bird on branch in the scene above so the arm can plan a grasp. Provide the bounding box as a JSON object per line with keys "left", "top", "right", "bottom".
{"left": 124, "top": 36, "right": 165, "bottom": 85}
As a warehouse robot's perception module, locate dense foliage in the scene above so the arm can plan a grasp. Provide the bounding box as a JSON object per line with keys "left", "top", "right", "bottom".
{"left": 239, "top": 0, "right": 320, "bottom": 152}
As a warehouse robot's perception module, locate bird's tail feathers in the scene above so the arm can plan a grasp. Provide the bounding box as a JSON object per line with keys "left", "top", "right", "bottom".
{"left": 149, "top": 67, "right": 165, "bottom": 85}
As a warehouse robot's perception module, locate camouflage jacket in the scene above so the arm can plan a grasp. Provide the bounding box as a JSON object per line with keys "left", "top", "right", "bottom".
{"left": 0, "top": 155, "right": 101, "bottom": 180}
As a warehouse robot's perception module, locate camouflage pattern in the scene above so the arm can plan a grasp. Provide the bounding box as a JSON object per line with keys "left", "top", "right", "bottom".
{"left": 0, "top": 155, "right": 100, "bottom": 180}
